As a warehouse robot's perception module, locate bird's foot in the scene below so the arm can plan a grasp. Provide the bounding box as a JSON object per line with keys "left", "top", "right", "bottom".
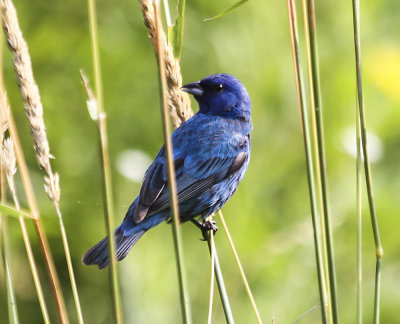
{"left": 200, "top": 220, "right": 218, "bottom": 241}
{"left": 190, "top": 219, "right": 218, "bottom": 241}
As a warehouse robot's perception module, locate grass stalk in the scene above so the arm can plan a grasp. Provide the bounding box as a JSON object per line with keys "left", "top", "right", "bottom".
{"left": 156, "top": 2, "right": 259, "bottom": 321}
{"left": 207, "top": 217, "right": 215, "bottom": 324}
{"left": 204, "top": 230, "right": 234, "bottom": 324}
{"left": 286, "top": 1, "right": 328, "bottom": 322}
{"left": 0, "top": 216, "right": 19, "bottom": 324}
{"left": 6, "top": 107, "right": 69, "bottom": 323}
{"left": 217, "top": 210, "right": 262, "bottom": 323}
{"left": 2, "top": 137, "right": 50, "bottom": 324}
{"left": 0, "top": 91, "right": 19, "bottom": 324}
{"left": 153, "top": 2, "right": 192, "bottom": 323}
{"left": 2, "top": 0, "right": 84, "bottom": 321}
{"left": 302, "top": 0, "right": 338, "bottom": 322}
{"left": 86, "top": 0, "right": 123, "bottom": 322}
{"left": 356, "top": 103, "right": 362, "bottom": 324}
{"left": 351, "top": 1, "right": 383, "bottom": 323}
{"left": 0, "top": 89, "right": 68, "bottom": 322}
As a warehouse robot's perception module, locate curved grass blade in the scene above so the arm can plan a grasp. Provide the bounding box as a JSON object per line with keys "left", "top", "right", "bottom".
{"left": 203, "top": 0, "right": 249, "bottom": 22}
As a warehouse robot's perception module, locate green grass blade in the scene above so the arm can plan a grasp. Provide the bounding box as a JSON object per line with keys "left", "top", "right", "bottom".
{"left": 302, "top": 1, "right": 339, "bottom": 322}
{"left": 203, "top": 0, "right": 249, "bottom": 21}
{"left": 287, "top": 0, "right": 328, "bottom": 322}
{"left": 0, "top": 203, "right": 33, "bottom": 219}
{"left": 86, "top": 1, "right": 123, "bottom": 323}
{"left": 167, "top": 0, "right": 186, "bottom": 59}
{"left": 153, "top": 3, "right": 192, "bottom": 323}
{"left": 351, "top": 1, "right": 383, "bottom": 323}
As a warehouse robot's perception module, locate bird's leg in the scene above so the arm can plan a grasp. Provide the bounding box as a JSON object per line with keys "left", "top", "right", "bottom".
{"left": 190, "top": 219, "right": 218, "bottom": 241}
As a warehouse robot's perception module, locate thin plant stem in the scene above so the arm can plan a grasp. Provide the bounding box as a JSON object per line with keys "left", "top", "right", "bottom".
{"left": 1, "top": 0, "right": 70, "bottom": 321}
{"left": 0, "top": 32, "right": 18, "bottom": 323}
{"left": 217, "top": 211, "right": 262, "bottom": 324}
{"left": 153, "top": 3, "right": 192, "bottom": 323}
{"left": 2, "top": 11, "right": 84, "bottom": 319}
{"left": 86, "top": 1, "right": 123, "bottom": 323}
{"left": 292, "top": 304, "right": 321, "bottom": 324}
{"left": 9, "top": 186, "right": 50, "bottom": 324}
{"left": 2, "top": 138, "right": 50, "bottom": 324}
{"left": 356, "top": 106, "right": 362, "bottom": 324}
{"left": 1, "top": 187, "right": 19, "bottom": 324}
{"left": 351, "top": 1, "right": 383, "bottom": 323}
{"left": 286, "top": 1, "right": 328, "bottom": 322}
{"left": 207, "top": 216, "right": 215, "bottom": 324}
{"left": 55, "top": 204, "right": 85, "bottom": 324}
{"left": 162, "top": 0, "right": 172, "bottom": 27}
{"left": 0, "top": 93, "right": 69, "bottom": 324}
{"left": 205, "top": 230, "right": 234, "bottom": 324}
{"left": 302, "top": 0, "right": 338, "bottom": 322}
{"left": 1, "top": 216, "right": 19, "bottom": 324}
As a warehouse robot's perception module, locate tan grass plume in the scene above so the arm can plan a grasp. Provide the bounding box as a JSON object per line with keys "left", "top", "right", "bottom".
{"left": 1, "top": 0, "right": 59, "bottom": 203}
{"left": 139, "top": 0, "right": 193, "bottom": 128}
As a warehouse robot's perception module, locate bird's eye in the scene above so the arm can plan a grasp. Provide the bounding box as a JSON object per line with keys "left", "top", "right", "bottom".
{"left": 214, "top": 83, "right": 223, "bottom": 93}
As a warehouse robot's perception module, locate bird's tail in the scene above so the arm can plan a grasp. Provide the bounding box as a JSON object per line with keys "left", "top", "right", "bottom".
{"left": 82, "top": 227, "right": 146, "bottom": 270}
{"left": 82, "top": 212, "right": 167, "bottom": 269}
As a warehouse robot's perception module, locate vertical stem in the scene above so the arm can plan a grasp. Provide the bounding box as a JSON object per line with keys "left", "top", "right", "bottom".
{"left": 5, "top": 101, "right": 69, "bottom": 324}
{"left": 287, "top": 1, "right": 328, "bottom": 322}
{"left": 153, "top": 3, "right": 192, "bottom": 323}
{"left": 55, "top": 204, "right": 85, "bottom": 324}
{"left": 302, "top": 0, "right": 338, "bottom": 322}
{"left": 0, "top": 10, "right": 68, "bottom": 321}
{"left": 1, "top": 216, "right": 19, "bottom": 324}
{"left": 351, "top": 1, "right": 382, "bottom": 323}
{"left": 217, "top": 211, "right": 263, "bottom": 324}
{"left": 207, "top": 217, "right": 215, "bottom": 324}
{"left": 7, "top": 178, "right": 50, "bottom": 324}
{"left": 87, "top": 1, "right": 123, "bottom": 323}
{"left": 356, "top": 107, "right": 362, "bottom": 324}
{"left": 204, "top": 231, "right": 234, "bottom": 324}
{"left": 0, "top": 29, "right": 19, "bottom": 324}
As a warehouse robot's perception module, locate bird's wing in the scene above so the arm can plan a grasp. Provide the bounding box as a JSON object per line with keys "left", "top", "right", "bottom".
{"left": 133, "top": 145, "right": 248, "bottom": 224}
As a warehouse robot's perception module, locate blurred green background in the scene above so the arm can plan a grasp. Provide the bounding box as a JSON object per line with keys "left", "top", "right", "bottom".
{"left": 1, "top": 0, "right": 399, "bottom": 323}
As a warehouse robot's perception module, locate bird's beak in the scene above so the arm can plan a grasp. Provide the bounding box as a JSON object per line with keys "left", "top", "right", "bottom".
{"left": 181, "top": 82, "right": 203, "bottom": 96}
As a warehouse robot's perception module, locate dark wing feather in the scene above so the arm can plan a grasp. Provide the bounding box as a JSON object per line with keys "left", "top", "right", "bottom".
{"left": 147, "top": 153, "right": 248, "bottom": 216}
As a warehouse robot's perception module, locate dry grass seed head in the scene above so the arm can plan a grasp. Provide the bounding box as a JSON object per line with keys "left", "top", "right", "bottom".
{"left": 139, "top": 0, "right": 193, "bottom": 128}
{"left": 2, "top": 137, "right": 16, "bottom": 178}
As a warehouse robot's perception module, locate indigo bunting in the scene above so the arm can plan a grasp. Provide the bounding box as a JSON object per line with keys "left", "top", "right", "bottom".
{"left": 82, "top": 73, "right": 252, "bottom": 269}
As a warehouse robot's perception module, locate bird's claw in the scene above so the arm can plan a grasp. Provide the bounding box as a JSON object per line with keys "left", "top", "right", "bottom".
{"left": 200, "top": 220, "right": 218, "bottom": 241}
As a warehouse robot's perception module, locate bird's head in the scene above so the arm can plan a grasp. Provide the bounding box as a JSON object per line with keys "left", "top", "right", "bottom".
{"left": 182, "top": 74, "right": 251, "bottom": 122}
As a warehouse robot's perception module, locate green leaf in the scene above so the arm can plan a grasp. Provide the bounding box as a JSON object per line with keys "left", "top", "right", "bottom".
{"left": 203, "top": 0, "right": 250, "bottom": 21}
{"left": 168, "top": 0, "right": 186, "bottom": 59}
{"left": 0, "top": 203, "right": 33, "bottom": 219}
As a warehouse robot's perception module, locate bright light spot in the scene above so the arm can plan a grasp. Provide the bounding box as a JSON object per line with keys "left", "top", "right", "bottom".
{"left": 341, "top": 127, "right": 383, "bottom": 163}
{"left": 116, "top": 149, "right": 152, "bottom": 183}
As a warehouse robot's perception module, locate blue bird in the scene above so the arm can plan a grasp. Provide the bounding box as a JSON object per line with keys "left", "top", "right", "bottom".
{"left": 82, "top": 73, "right": 252, "bottom": 269}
